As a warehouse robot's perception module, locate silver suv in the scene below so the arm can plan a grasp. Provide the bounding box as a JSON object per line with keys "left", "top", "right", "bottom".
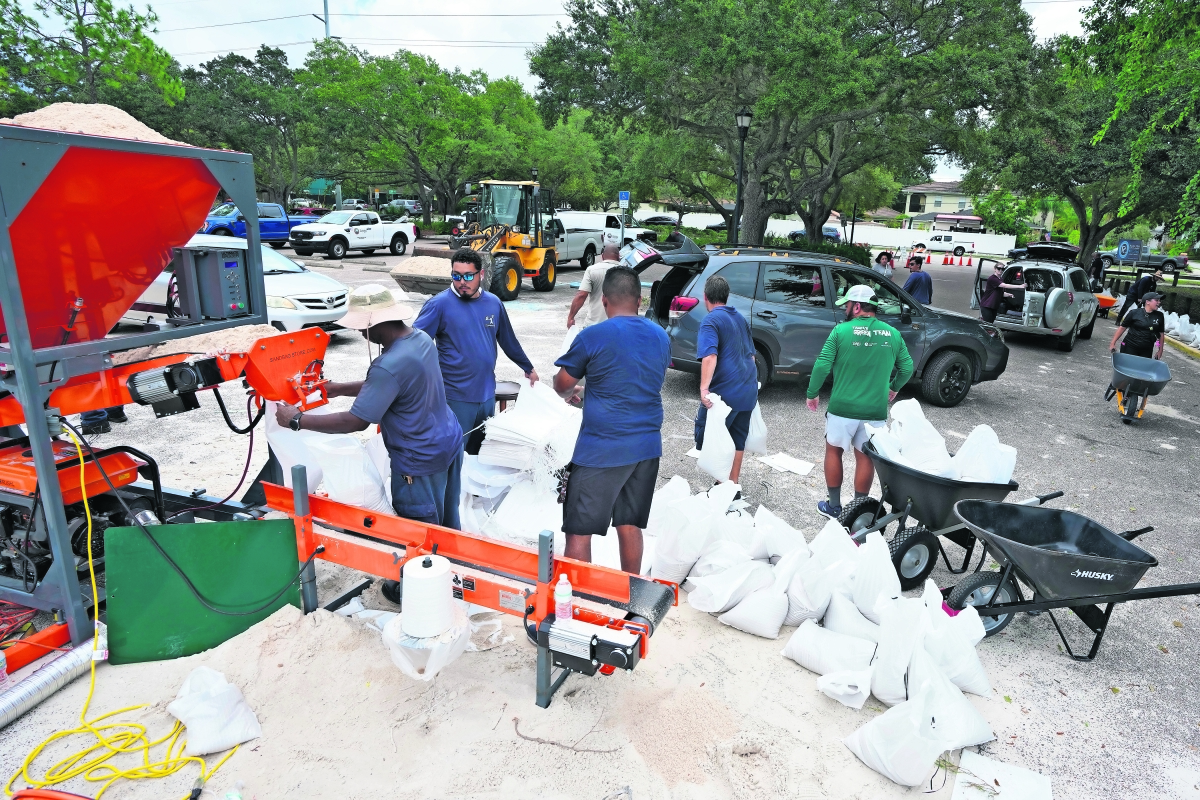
{"left": 972, "top": 242, "right": 1098, "bottom": 352}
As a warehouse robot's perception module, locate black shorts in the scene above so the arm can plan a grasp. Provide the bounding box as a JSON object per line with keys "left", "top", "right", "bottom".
{"left": 694, "top": 405, "right": 753, "bottom": 451}
{"left": 1120, "top": 341, "right": 1154, "bottom": 359}
{"left": 562, "top": 458, "right": 660, "bottom": 536}
{"left": 980, "top": 307, "right": 997, "bottom": 323}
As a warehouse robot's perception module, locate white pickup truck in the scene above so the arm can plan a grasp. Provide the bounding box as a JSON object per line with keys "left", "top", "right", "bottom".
{"left": 545, "top": 215, "right": 605, "bottom": 267}
{"left": 289, "top": 210, "right": 419, "bottom": 258}
{"left": 557, "top": 211, "right": 656, "bottom": 251}
{"left": 916, "top": 233, "right": 976, "bottom": 257}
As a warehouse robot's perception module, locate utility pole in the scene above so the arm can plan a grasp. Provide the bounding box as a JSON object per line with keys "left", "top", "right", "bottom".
{"left": 323, "top": 0, "right": 330, "bottom": 38}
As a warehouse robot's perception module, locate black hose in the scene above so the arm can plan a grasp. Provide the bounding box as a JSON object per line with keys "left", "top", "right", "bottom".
{"left": 62, "top": 419, "right": 320, "bottom": 617}
{"left": 212, "top": 386, "right": 264, "bottom": 434}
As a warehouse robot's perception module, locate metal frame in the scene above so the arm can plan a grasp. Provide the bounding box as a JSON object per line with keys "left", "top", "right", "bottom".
{"left": 0, "top": 125, "right": 268, "bottom": 644}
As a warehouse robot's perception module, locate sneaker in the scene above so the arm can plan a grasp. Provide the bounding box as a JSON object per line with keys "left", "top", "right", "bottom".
{"left": 817, "top": 500, "right": 842, "bottom": 518}
{"left": 80, "top": 421, "right": 111, "bottom": 436}
{"left": 106, "top": 407, "right": 128, "bottom": 423}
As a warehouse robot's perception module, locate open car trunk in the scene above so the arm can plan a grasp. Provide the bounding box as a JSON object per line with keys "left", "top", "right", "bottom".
{"left": 620, "top": 234, "right": 708, "bottom": 326}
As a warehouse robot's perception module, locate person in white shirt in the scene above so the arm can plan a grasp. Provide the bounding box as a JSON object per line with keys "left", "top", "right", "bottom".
{"left": 566, "top": 244, "right": 622, "bottom": 329}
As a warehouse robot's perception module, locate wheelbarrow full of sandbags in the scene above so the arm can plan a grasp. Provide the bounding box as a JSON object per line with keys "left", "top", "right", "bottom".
{"left": 944, "top": 499, "right": 1200, "bottom": 661}
{"left": 837, "top": 440, "right": 1064, "bottom": 591}
{"left": 1104, "top": 352, "right": 1171, "bottom": 424}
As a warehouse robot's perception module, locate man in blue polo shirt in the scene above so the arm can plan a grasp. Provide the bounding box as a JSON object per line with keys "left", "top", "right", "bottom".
{"left": 414, "top": 248, "right": 537, "bottom": 454}
{"left": 274, "top": 284, "right": 464, "bottom": 529}
{"left": 695, "top": 274, "right": 759, "bottom": 484}
{"left": 553, "top": 266, "right": 670, "bottom": 573}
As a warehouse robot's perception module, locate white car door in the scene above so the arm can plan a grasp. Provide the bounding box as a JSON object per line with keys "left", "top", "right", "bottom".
{"left": 349, "top": 214, "right": 373, "bottom": 247}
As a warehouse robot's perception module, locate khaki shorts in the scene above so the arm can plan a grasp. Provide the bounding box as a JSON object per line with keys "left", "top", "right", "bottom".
{"left": 825, "top": 412, "right": 884, "bottom": 452}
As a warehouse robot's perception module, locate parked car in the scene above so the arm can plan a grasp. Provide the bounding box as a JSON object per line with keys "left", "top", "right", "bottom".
{"left": 120, "top": 234, "right": 349, "bottom": 333}
{"left": 385, "top": 198, "right": 423, "bottom": 215}
{"left": 639, "top": 214, "right": 679, "bottom": 226}
{"left": 1097, "top": 247, "right": 1188, "bottom": 273}
{"left": 339, "top": 199, "right": 370, "bottom": 210}
{"left": 787, "top": 225, "right": 843, "bottom": 243}
{"left": 289, "top": 210, "right": 419, "bottom": 258}
{"left": 972, "top": 243, "right": 1098, "bottom": 351}
{"left": 557, "top": 211, "right": 657, "bottom": 247}
{"left": 199, "top": 202, "right": 307, "bottom": 248}
{"left": 649, "top": 240, "right": 1009, "bottom": 407}
{"left": 291, "top": 206, "right": 331, "bottom": 217}
{"left": 914, "top": 233, "right": 975, "bottom": 257}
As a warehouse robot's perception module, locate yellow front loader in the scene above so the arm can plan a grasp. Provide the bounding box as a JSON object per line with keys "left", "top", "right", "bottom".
{"left": 452, "top": 179, "right": 557, "bottom": 300}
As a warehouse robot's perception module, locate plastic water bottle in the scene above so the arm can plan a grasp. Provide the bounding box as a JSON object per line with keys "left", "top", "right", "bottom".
{"left": 224, "top": 780, "right": 244, "bottom": 800}
{"left": 554, "top": 574, "right": 573, "bottom": 621}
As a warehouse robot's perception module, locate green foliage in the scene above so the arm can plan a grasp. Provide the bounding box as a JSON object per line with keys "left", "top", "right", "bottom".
{"left": 0, "top": 0, "right": 180, "bottom": 113}
{"left": 762, "top": 236, "right": 873, "bottom": 266}
{"left": 645, "top": 225, "right": 728, "bottom": 247}
{"left": 971, "top": 190, "right": 1037, "bottom": 236}
{"left": 1068, "top": 229, "right": 1081, "bottom": 246}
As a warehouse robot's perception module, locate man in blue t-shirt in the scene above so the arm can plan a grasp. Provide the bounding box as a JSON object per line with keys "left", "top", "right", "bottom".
{"left": 274, "top": 284, "right": 464, "bottom": 530}
{"left": 902, "top": 258, "right": 933, "bottom": 304}
{"left": 553, "top": 266, "right": 670, "bottom": 573}
{"left": 414, "top": 248, "right": 537, "bottom": 455}
{"left": 695, "top": 274, "right": 759, "bottom": 484}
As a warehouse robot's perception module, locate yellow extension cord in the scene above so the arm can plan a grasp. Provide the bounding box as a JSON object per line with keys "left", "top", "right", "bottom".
{"left": 4, "top": 431, "right": 238, "bottom": 799}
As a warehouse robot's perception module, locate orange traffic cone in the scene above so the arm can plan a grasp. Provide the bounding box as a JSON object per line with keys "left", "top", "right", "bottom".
{"left": 943, "top": 254, "right": 951, "bottom": 265}
{"left": 965, "top": 256, "right": 973, "bottom": 266}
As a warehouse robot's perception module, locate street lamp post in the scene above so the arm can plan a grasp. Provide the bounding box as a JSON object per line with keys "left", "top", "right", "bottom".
{"left": 731, "top": 107, "right": 753, "bottom": 245}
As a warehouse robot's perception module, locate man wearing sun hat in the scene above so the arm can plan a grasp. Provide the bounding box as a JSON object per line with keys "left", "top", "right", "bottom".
{"left": 805, "top": 283, "right": 913, "bottom": 518}
{"left": 274, "top": 283, "right": 464, "bottom": 530}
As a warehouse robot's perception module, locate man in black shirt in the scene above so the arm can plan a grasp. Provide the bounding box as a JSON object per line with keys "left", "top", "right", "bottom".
{"left": 1109, "top": 291, "right": 1165, "bottom": 359}
{"left": 1116, "top": 269, "right": 1163, "bottom": 323}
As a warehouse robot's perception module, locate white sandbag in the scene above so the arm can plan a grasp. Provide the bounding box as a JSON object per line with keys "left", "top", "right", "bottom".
{"left": 651, "top": 484, "right": 729, "bottom": 583}
{"left": 782, "top": 619, "right": 877, "bottom": 675}
{"left": 688, "top": 560, "right": 774, "bottom": 613}
{"left": 710, "top": 503, "right": 757, "bottom": 553}
{"left": 908, "top": 646, "right": 995, "bottom": 748}
{"left": 843, "top": 686, "right": 947, "bottom": 787}
{"left": 852, "top": 531, "right": 901, "bottom": 624}
{"left": 646, "top": 475, "right": 691, "bottom": 537}
{"left": 809, "top": 517, "right": 859, "bottom": 571}
{"left": 686, "top": 540, "right": 752, "bottom": 586}
{"left": 920, "top": 580, "right": 986, "bottom": 646}
{"left": 871, "top": 596, "right": 929, "bottom": 706}
{"left": 381, "top": 603, "right": 471, "bottom": 681}
{"left": 824, "top": 590, "right": 881, "bottom": 643}
{"left": 744, "top": 403, "right": 768, "bottom": 455}
{"left": 865, "top": 423, "right": 908, "bottom": 465}
{"left": 482, "top": 477, "right": 562, "bottom": 546}
{"left": 919, "top": 581, "right": 992, "bottom": 696}
{"left": 753, "top": 506, "right": 810, "bottom": 562}
{"left": 718, "top": 586, "right": 789, "bottom": 638}
{"left": 307, "top": 435, "right": 393, "bottom": 514}
{"left": 1165, "top": 311, "right": 1178, "bottom": 332}
{"left": 771, "top": 547, "right": 810, "bottom": 593}
{"left": 817, "top": 666, "right": 873, "bottom": 710}
{"left": 784, "top": 556, "right": 832, "bottom": 626}
{"left": 264, "top": 401, "right": 336, "bottom": 492}
{"left": 889, "top": 398, "right": 955, "bottom": 477}
{"left": 950, "top": 425, "right": 1017, "bottom": 485}
{"left": 697, "top": 393, "right": 736, "bottom": 480}
{"left": 167, "top": 667, "right": 262, "bottom": 756}
{"left": 558, "top": 324, "right": 580, "bottom": 359}
{"left": 365, "top": 430, "right": 392, "bottom": 504}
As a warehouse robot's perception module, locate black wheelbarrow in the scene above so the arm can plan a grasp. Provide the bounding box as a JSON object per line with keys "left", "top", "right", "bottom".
{"left": 946, "top": 499, "right": 1199, "bottom": 661}
{"left": 837, "top": 440, "right": 1063, "bottom": 591}
{"left": 1104, "top": 352, "right": 1171, "bottom": 424}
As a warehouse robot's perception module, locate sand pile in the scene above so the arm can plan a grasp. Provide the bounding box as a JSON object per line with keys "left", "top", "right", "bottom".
{"left": 111, "top": 324, "right": 284, "bottom": 366}
{"left": 391, "top": 256, "right": 456, "bottom": 277}
{"left": 0, "top": 103, "right": 188, "bottom": 145}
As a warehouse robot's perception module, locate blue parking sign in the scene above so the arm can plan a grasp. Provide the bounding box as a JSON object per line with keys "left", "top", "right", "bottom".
{"left": 618, "top": 191, "right": 630, "bottom": 209}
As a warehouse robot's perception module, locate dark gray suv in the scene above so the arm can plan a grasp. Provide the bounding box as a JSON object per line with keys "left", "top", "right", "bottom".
{"left": 648, "top": 246, "right": 1009, "bottom": 407}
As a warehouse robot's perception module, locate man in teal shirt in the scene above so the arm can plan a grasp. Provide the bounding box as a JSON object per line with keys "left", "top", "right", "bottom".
{"left": 806, "top": 284, "right": 913, "bottom": 517}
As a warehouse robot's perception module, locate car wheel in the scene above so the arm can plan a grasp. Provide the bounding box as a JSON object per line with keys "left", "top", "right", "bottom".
{"left": 1079, "top": 309, "right": 1096, "bottom": 339}
{"left": 327, "top": 239, "right": 347, "bottom": 259}
{"left": 532, "top": 254, "right": 556, "bottom": 292}
{"left": 921, "top": 350, "right": 972, "bottom": 408}
{"left": 212, "top": 228, "right": 231, "bottom": 236}
{"left": 953, "top": 246, "right": 965, "bottom": 257}
{"left": 837, "top": 497, "right": 887, "bottom": 537}
{"left": 889, "top": 527, "right": 940, "bottom": 591}
{"left": 1057, "top": 316, "right": 1079, "bottom": 352}
{"left": 914, "top": 242, "right": 926, "bottom": 249}
{"left": 946, "top": 571, "right": 1020, "bottom": 637}
{"left": 1101, "top": 256, "right": 1114, "bottom": 268}
{"left": 753, "top": 347, "right": 771, "bottom": 387}
{"left": 490, "top": 255, "right": 522, "bottom": 301}
{"left": 1161, "top": 260, "right": 1176, "bottom": 273}
{"left": 581, "top": 246, "right": 596, "bottom": 269}
{"left": 295, "top": 248, "right": 313, "bottom": 256}
{"left": 269, "top": 241, "right": 287, "bottom": 249}
{"left": 389, "top": 234, "right": 408, "bottom": 256}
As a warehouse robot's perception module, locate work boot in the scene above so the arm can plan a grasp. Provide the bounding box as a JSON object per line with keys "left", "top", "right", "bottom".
{"left": 106, "top": 406, "right": 128, "bottom": 423}
{"left": 80, "top": 420, "right": 111, "bottom": 436}
{"left": 817, "top": 500, "right": 842, "bottom": 519}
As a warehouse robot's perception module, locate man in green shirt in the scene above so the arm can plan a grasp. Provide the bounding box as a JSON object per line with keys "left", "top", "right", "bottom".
{"left": 806, "top": 284, "right": 914, "bottom": 517}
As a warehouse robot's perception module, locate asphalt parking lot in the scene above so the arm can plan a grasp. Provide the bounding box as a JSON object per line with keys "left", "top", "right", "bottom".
{"left": 84, "top": 243, "right": 1200, "bottom": 797}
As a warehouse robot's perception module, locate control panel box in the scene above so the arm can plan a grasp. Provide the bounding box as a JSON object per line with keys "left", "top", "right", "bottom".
{"left": 193, "top": 248, "right": 251, "bottom": 319}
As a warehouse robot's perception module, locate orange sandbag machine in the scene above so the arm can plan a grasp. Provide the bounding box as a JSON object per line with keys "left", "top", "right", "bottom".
{"left": 0, "top": 124, "right": 675, "bottom": 704}
{"left": 0, "top": 123, "right": 330, "bottom": 645}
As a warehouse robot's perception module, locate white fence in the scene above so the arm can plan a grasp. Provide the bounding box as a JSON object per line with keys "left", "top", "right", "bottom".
{"left": 840, "top": 225, "right": 1016, "bottom": 256}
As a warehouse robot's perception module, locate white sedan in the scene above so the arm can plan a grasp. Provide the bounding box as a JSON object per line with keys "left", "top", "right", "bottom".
{"left": 121, "top": 234, "right": 349, "bottom": 333}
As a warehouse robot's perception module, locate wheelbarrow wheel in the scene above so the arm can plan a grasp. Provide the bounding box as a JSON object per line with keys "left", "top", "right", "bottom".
{"left": 946, "top": 572, "right": 1020, "bottom": 637}
{"left": 889, "top": 526, "right": 939, "bottom": 591}
{"left": 837, "top": 497, "right": 887, "bottom": 537}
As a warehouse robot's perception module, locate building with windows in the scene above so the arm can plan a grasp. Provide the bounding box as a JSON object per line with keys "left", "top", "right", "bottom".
{"left": 899, "top": 181, "right": 974, "bottom": 215}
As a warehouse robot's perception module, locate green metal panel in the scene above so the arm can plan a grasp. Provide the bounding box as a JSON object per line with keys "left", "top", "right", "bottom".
{"left": 104, "top": 520, "right": 301, "bottom": 665}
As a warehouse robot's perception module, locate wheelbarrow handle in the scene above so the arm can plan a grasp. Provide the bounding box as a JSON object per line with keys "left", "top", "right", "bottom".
{"left": 1017, "top": 490, "right": 1064, "bottom": 506}
{"left": 1119, "top": 526, "right": 1154, "bottom": 541}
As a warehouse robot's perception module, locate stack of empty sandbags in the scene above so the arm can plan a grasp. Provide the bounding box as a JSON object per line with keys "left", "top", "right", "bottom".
{"left": 866, "top": 399, "right": 1017, "bottom": 484}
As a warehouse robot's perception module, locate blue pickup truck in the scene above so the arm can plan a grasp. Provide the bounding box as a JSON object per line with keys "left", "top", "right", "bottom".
{"left": 199, "top": 202, "right": 306, "bottom": 248}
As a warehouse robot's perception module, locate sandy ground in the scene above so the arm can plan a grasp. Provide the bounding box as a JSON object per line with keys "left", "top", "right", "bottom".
{"left": 3, "top": 256, "right": 1199, "bottom": 798}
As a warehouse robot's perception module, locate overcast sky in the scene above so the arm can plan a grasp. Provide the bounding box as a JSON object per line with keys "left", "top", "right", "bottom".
{"left": 147, "top": 0, "right": 1093, "bottom": 182}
